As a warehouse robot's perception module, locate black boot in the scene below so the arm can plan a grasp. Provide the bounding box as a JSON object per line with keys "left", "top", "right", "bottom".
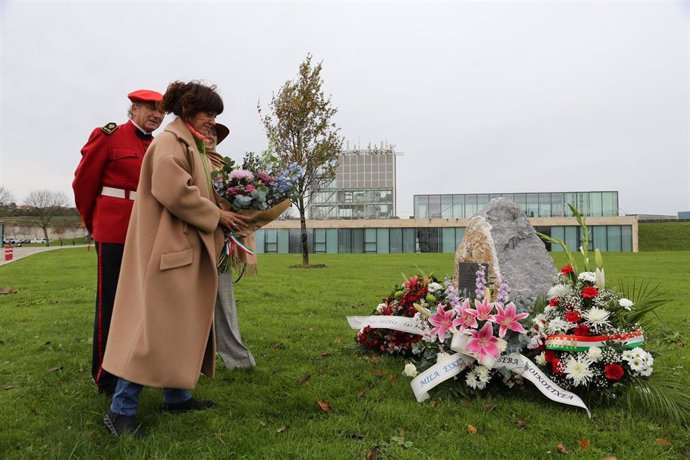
{"left": 160, "top": 397, "right": 215, "bottom": 414}
{"left": 103, "top": 409, "right": 141, "bottom": 437}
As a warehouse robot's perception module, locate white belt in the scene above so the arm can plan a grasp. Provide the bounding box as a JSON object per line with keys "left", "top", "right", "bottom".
{"left": 101, "top": 186, "right": 137, "bottom": 200}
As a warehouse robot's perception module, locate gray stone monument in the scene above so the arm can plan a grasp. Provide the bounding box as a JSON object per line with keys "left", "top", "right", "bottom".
{"left": 453, "top": 197, "right": 556, "bottom": 305}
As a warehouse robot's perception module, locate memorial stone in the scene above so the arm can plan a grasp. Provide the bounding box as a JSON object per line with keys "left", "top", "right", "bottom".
{"left": 453, "top": 197, "right": 556, "bottom": 304}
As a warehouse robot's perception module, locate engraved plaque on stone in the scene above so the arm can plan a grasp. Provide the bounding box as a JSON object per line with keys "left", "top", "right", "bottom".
{"left": 457, "top": 262, "right": 487, "bottom": 296}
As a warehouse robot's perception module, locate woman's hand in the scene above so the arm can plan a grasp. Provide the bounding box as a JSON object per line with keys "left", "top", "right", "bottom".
{"left": 219, "top": 210, "right": 251, "bottom": 232}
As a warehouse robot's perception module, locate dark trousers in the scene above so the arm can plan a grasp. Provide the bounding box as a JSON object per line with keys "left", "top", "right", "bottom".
{"left": 92, "top": 242, "right": 124, "bottom": 396}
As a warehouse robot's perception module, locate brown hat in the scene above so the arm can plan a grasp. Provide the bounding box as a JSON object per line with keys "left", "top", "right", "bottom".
{"left": 214, "top": 123, "right": 230, "bottom": 145}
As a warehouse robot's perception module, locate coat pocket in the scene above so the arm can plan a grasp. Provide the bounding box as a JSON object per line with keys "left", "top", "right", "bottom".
{"left": 112, "top": 148, "right": 139, "bottom": 160}
{"left": 159, "top": 248, "right": 193, "bottom": 271}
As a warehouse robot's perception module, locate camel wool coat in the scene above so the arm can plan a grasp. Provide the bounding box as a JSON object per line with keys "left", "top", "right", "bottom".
{"left": 102, "top": 117, "right": 224, "bottom": 389}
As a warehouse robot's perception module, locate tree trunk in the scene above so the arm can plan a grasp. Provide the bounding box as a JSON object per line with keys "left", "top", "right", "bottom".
{"left": 41, "top": 226, "right": 50, "bottom": 246}
{"left": 298, "top": 197, "right": 309, "bottom": 266}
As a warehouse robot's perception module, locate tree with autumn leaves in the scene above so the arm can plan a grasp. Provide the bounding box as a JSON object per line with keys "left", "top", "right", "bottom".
{"left": 259, "top": 54, "right": 343, "bottom": 266}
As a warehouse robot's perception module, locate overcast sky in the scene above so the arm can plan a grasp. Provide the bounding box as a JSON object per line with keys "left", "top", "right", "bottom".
{"left": 1, "top": 0, "right": 688, "bottom": 217}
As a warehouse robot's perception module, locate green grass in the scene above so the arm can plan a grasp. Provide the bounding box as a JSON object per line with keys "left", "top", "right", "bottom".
{"left": 0, "top": 250, "right": 688, "bottom": 459}
{"left": 639, "top": 221, "right": 690, "bottom": 251}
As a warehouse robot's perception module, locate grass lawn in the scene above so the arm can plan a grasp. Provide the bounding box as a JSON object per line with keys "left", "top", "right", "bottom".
{"left": 0, "top": 249, "right": 688, "bottom": 459}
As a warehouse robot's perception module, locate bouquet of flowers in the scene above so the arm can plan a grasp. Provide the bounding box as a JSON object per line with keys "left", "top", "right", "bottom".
{"left": 211, "top": 152, "right": 303, "bottom": 272}
{"left": 402, "top": 267, "right": 531, "bottom": 396}
{"left": 530, "top": 205, "right": 689, "bottom": 421}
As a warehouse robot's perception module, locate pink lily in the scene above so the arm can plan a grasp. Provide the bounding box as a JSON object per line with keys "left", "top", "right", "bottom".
{"left": 453, "top": 298, "right": 478, "bottom": 331}
{"left": 466, "top": 297, "right": 495, "bottom": 322}
{"left": 403, "top": 276, "right": 419, "bottom": 290}
{"left": 465, "top": 322, "right": 501, "bottom": 368}
{"left": 491, "top": 302, "right": 529, "bottom": 338}
{"left": 428, "top": 305, "right": 463, "bottom": 341}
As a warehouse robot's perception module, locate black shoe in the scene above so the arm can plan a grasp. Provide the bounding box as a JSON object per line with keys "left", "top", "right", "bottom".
{"left": 103, "top": 409, "right": 141, "bottom": 437}
{"left": 160, "top": 397, "right": 215, "bottom": 414}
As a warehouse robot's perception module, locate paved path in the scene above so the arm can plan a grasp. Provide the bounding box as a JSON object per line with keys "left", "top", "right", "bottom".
{"left": 0, "top": 244, "right": 90, "bottom": 267}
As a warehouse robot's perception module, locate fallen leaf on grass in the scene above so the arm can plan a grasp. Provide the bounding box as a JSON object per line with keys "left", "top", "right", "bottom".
{"left": 333, "top": 337, "right": 342, "bottom": 345}
{"left": 483, "top": 403, "right": 497, "bottom": 412}
{"left": 0, "top": 287, "right": 16, "bottom": 295}
{"left": 556, "top": 443, "right": 568, "bottom": 454}
{"left": 656, "top": 438, "right": 672, "bottom": 446}
{"left": 298, "top": 374, "right": 311, "bottom": 385}
{"left": 466, "top": 424, "right": 478, "bottom": 434}
{"left": 370, "top": 369, "right": 388, "bottom": 377}
{"left": 578, "top": 438, "right": 590, "bottom": 451}
{"left": 357, "top": 390, "right": 366, "bottom": 398}
{"left": 515, "top": 419, "right": 528, "bottom": 429}
{"left": 320, "top": 352, "right": 331, "bottom": 357}
{"left": 316, "top": 400, "right": 331, "bottom": 412}
{"left": 366, "top": 445, "right": 381, "bottom": 460}
{"left": 276, "top": 426, "right": 287, "bottom": 433}
{"left": 3, "top": 385, "right": 15, "bottom": 390}
{"left": 601, "top": 456, "right": 617, "bottom": 460}
{"left": 388, "top": 374, "right": 398, "bottom": 382}
{"left": 47, "top": 366, "right": 63, "bottom": 373}
{"left": 368, "top": 356, "right": 381, "bottom": 365}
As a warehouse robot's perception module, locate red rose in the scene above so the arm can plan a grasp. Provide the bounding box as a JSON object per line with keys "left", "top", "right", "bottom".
{"left": 565, "top": 311, "right": 581, "bottom": 323}
{"left": 581, "top": 286, "right": 599, "bottom": 298}
{"left": 560, "top": 265, "right": 574, "bottom": 275}
{"left": 551, "top": 358, "right": 564, "bottom": 375}
{"left": 605, "top": 363, "right": 625, "bottom": 381}
{"left": 573, "top": 324, "right": 590, "bottom": 336}
{"left": 549, "top": 297, "right": 560, "bottom": 306}
{"left": 544, "top": 350, "right": 556, "bottom": 363}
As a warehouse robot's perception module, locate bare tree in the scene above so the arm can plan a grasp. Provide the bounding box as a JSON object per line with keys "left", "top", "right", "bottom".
{"left": 259, "top": 54, "right": 343, "bottom": 266}
{"left": 24, "top": 190, "right": 69, "bottom": 246}
{"left": 0, "top": 186, "right": 15, "bottom": 207}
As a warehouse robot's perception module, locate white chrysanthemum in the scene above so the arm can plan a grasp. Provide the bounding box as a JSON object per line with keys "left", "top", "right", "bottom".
{"left": 465, "top": 371, "right": 479, "bottom": 389}
{"left": 547, "top": 284, "right": 570, "bottom": 299}
{"left": 474, "top": 365, "right": 491, "bottom": 383}
{"left": 403, "top": 363, "right": 418, "bottom": 378}
{"left": 578, "top": 272, "right": 596, "bottom": 283}
{"left": 629, "top": 357, "right": 646, "bottom": 373}
{"left": 619, "top": 298, "right": 634, "bottom": 310}
{"left": 638, "top": 364, "right": 653, "bottom": 377}
{"left": 547, "top": 318, "right": 570, "bottom": 334}
{"left": 564, "top": 355, "right": 594, "bottom": 386}
{"left": 630, "top": 347, "right": 646, "bottom": 360}
{"left": 427, "top": 282, "right": 443, "bottom": 293}
{"left": 583, "top": 307, "right": 611, "bottom": 331}
{"left": 535, "top": 352, "right": 547, "bottom": 366}
{"left": 436, "top": 352, "right": 452, "bottom": 364}
{"left": 587, "top": 346, "right": 603, "bottom": 362}
{"left": 622, "top": 350, "right": 634, "bottom": 361}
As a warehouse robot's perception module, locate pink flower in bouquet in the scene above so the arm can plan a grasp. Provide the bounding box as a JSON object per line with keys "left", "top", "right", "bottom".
{"left": 229, "top": 169, "right": 254, "bottom": 182}
{"left": 257, "top": 172, "right": 272, "bottom": 185}
{"left": 465, "top": 322, "right": 501, "bottom": 367}
{"left": 453, "top": 299, "right": 478, "bottom": 331}
{"left": 428, "top": 305, "right": 463, "bottom": 341}
{"left": 245, "top": 184, "right": 256, "bottom": 193}
{"left": 467, "top": 297, "right": 495, "bottom": 322}
{"left": 491, "top": 302, "right": 529, "bottom": 338}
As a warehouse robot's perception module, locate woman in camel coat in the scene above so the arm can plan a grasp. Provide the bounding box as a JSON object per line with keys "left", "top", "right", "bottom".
{"left": 101, "top": 81, "right": 249, "bottom": 437}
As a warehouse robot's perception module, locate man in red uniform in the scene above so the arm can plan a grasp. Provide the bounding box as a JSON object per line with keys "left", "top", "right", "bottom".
{"left": 73, "top": 90, "right": 164, "bottom": 396}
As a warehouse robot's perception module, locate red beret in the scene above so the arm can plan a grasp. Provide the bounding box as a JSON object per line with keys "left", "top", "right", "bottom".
{"left": 127, "top": 89, "right": 163, "bottom": 103}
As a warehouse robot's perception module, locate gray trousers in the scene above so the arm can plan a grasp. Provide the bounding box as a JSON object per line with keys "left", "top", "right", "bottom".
{"left": 214, "top": 272, "right": 255, "bottom": 369}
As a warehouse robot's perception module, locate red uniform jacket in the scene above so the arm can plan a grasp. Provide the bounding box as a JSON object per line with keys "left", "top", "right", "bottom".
{"left": 73, "top": 120, "right": 153, "bottom": 244}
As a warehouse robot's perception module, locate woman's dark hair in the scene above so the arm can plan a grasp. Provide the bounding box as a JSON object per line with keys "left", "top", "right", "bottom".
{"left": 162, "top": 81, "right": 223, "bottom": 119}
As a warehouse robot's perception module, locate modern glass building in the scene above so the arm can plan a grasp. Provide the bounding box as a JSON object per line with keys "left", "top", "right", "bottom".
{"left": 307, "top": 146, "right": 397, "bottom": 220}
{"left": 414, "top": 191, "right": 619, "bottom": 219}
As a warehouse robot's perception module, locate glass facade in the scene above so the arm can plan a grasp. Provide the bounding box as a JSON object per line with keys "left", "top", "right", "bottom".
{"left": 254, "top": 224, "right": 631, "bottom": 254}
{"left": 308, "top": 148, "right": 396, "bottom": 219}
{"left": 414, "top": 191, "right": 619, "bottom": 219}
